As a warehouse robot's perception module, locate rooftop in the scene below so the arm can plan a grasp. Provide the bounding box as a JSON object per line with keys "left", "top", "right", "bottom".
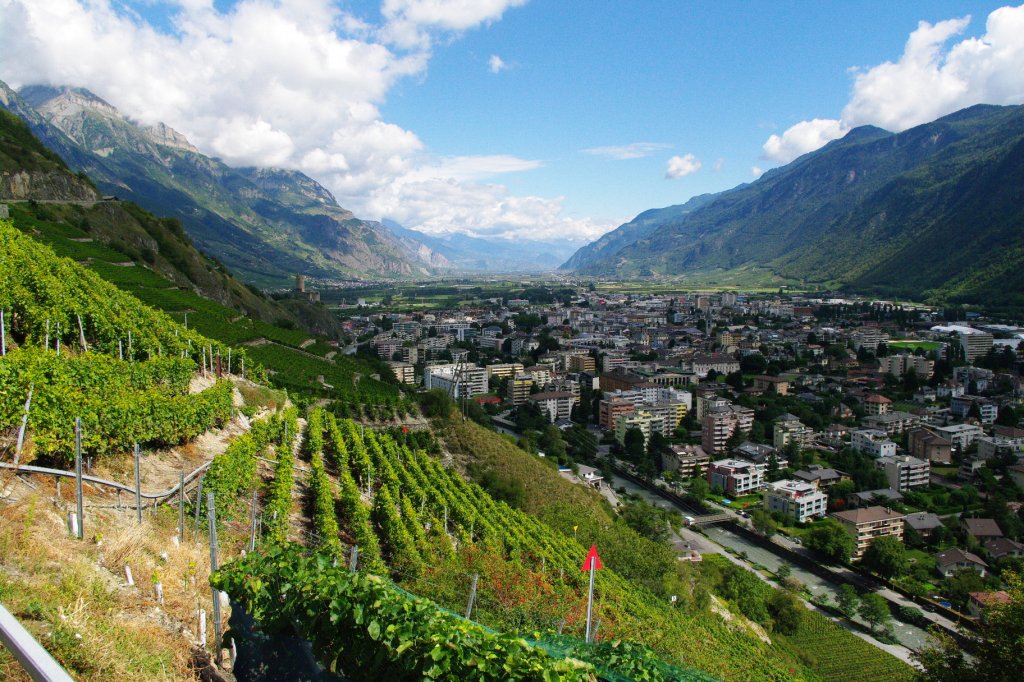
{"left": 833, "top": 506, "right": 904, "bottom": 525}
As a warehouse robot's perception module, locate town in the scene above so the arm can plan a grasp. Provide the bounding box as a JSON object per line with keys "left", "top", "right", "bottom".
{"left": 341, "top": 282, "right": 1023, "bottom": 632}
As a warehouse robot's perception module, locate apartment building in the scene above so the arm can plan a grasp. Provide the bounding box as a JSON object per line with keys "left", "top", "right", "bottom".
{"left": 615, "top": 411, "right": 660, "bottom": 445}
{"left": 832, "top": 506, "right": 905, "bottom": 560}
{"left": 528, "top": 391, "right": 575, "bottom": 424}
{"left": 763, "top": 479, "right": 828, "bottom": 523}
{"left": 424, "top": 365, "right": 488, "bottom": 398}
{"left": 862, "top": 411, "right": 921, "bottom": 436}
{"left": 752, "top": 375, "right": 790, "bottom": 395}
{"left": 773, "top": 414, "right": 812, "bottom": 450}
{"left": 662, "top": 444, "right": 710, "bottom": 479}
{"left": 876, "top": 455, "right": 930, "bottom": 491}
{"left": 951, "top": 395, "right": 998, "bottom": 424}
{"left": 486, "top": 362, "right": 524, "bottom": 379}
{"left": 851, "top": 429, "right": 898, "bottom": 458}
{"left": 386, "top": 361, "right": 415, "bottom": 385}
{"left": 933, "top": 423, "right": 985, "bottom": 452}
{"left": 878, "top": 354, "right": 935, "bottom": 378}
{"left": 506, "top": 374, "right": 535, "bottom": 406}
{"left": 864, "top": 393, "right": 892, "bottom": 415}
{"left": 707, "top": 459, "right": 765, "bottom": 496}
{"left": 599, "top": 398, "right": 636, "bottom": 430}
{"left": 959, "top": 330, "right": 994, "bottom": 363}
{"left": 567, "top": 354, "right": 597, "bottom": 374}
{"left": 907, "top": 428, "right": 953, "bottom": 464}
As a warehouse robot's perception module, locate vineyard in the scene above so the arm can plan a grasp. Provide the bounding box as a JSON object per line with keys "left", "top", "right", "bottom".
{"left": 2, "top": 215, "right": 408, "bottom": 419}
{"left": 210, "top": 409, "right": 809, "bottom": 681}
{"left": 0, "top": 348, "right": 234, "bottom": 458}
{"left": 777, "top": 610, "right": 916, "bottom": 682}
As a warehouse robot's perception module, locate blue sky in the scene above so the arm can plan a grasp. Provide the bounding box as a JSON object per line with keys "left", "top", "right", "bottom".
{"left": 2, "top": 1, "right": 1023, "bottom": 245}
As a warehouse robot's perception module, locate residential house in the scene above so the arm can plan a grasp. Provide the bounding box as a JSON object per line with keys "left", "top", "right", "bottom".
{"left": 793, "top": 464, "right": 850, "bottom": 489}
{"left": 962, "top": 518, "right": 1004, "bottom": 542}
{"left": 904, "top": 512, "right": 943, "bottom": 539}
{"left": 936, "top": 548, "right": 988, "bottom": 578}
{"left": 983, "top": 537, "right": 1024, "bottom": 561}
{"left": 968, "top": 591, "right": 1010, "bottom": 621}
{"left": 849, "top": 488, "right": 905, "bottom": 508}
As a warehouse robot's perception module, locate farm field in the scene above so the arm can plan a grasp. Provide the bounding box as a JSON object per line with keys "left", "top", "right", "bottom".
{"left": 888, "top": 340, "right": 943, "bottom": 351}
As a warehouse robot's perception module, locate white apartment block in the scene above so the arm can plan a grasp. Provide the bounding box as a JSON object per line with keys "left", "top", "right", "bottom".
{"left": 933, "top": 423, "right": 985, "bottom": 452}
{"left": 879, "top": 354, "right": 935, "bottom": 378}
{"left": 707, "top": 459, "right": 766, "bottom": 496}
{"left": 959, "top": 330, "right": 994, "bottom": 362}
{"left": 763, "top": 479, "right": 828, "bottom": 523}
{"left": 424, "top": 365, "right": 488, "bottom": 398}
{"left": 876, "top": 455, "right": 930, "bottom": 491}
{"left": 833, "top": 506, "right": 905, "bottom": 560}
{"left": 851, "top": 429, "right": 898, "bottom": 458}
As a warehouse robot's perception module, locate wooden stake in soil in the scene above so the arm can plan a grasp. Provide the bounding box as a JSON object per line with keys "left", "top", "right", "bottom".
{"left": 207, "top": 493, "right": 222, "bottom": 661}
{"left": 14, "top": 384, "right": 33, "bottom": 467}
{"left": 74, "top": 418, "right": 84, "bottom": 540}
{"left": 134, "top": 443, "right": 142, "bottom": 525}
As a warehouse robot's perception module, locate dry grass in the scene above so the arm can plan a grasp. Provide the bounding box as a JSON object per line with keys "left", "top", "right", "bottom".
{"left": 0, "top": 480, "right": 244, "bottom": 682}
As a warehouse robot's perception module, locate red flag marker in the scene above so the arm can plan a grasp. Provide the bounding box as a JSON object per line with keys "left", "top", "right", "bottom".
{"left": 581, "top": 544, "right": 603, "bottom": 572}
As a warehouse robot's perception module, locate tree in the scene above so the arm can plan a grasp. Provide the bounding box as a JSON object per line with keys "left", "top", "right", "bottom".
{"left": 916, "top": 571, "right": 1024, "bottom": 682}
{"left": 766, "top": 452, "right": 781, "bottom": 482}
{"left": 721, "top": 567, "right": 770, "bottom": 624}
{"left": 944, "top": 568, "right": 989, "bottom": 609}
{"left": 858, "top": 593, "right": 891, "bottom": 633}
{"left": 860, "top": 536, "right": 909, "bottom": 579}
{"left": 805, "top": 519, "right": 855, "bottom": 562}
{"left": 768, "top": 589, "right": 802, "bottom": 635}
{"left": 620, "top": 500, "right": 670, "bottom": 543}
{"left": 836, "top": 584, "right": 859, "bottom": 618}
{"left": 687, "top": 478, "right": 710, "bottom": 505}
{"left": 751, "top": 509, "right": 777, "bottom": 538}
{"left": 624, "top": 427, "right": 645, "bottom": 463}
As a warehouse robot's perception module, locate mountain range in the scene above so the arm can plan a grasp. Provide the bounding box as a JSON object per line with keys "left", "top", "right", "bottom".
{"left": 1, "top": 80, "right": 452, "bottom": 286}
{"left": 382, "top": 219, "right": 579, "bottom": 272}
{"left": 563, "top": 104, "right": 1024, "bottom": 305}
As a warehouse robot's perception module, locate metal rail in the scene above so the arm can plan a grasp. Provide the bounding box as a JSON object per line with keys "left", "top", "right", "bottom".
{"left": 0, "top": 602, "right": 75, "bottom": 682}
{"left": 0, "top": 460, "right": 210, "bottom": 503}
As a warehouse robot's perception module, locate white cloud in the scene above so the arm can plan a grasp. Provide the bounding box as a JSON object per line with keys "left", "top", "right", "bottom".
{"left": 751, "top": 166, "right": 765, "bottom": 178}
{"left": 380, "top": 0, "right": 528, "bottom": 49}
{"left": 488, "top": 54, "right": 507, "bottom": 73}
{"left": 582, "top": 142, "right": 671, "bottom": 160}
{"left": 665, "top": 153, "right": 702, "bottom": 179}
{"left": 762, "top": 118, "right": 846, "bottom": 164}
{"left": 0, "top": 0, "right": 611, "bottom": 244}
{"left": 762, "top": 4, "right": 1024, "bottom": 164}
{"left": 712, "top": 158, "right": 725, "bottom": 172}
